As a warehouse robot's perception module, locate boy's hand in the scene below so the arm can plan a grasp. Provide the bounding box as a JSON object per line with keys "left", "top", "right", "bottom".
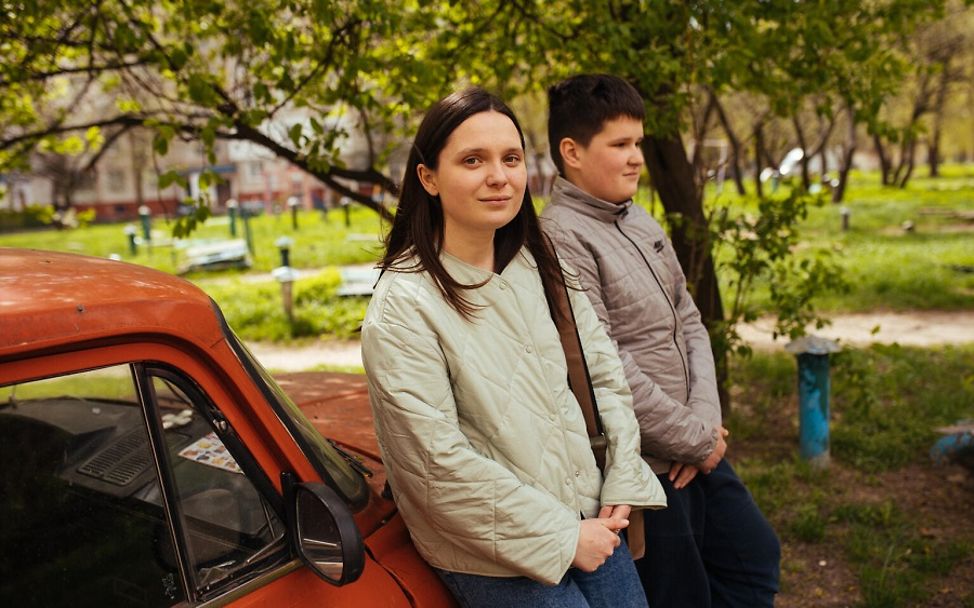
{"left": 669, "top": 462, "right": 700, "bottom": 489}
{"left": 698, "top": 426, "right": 730, "bottom": 474}
{"left": 572, "top": 518, "right": 626, "bottom": 572}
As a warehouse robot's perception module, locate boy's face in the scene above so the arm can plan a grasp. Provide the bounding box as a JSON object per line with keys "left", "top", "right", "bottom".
{"left": 563, "top": 116, "right": 644, "bottom": 204}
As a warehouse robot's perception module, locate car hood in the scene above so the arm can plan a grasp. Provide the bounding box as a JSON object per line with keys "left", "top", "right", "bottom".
{"left": 274, "top": 371, "right": 395, "bottom": 536}
{"left": 274, "top": 371, "right": 378, "bottom": 460}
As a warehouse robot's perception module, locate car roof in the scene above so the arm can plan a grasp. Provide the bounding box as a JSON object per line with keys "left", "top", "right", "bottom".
{"left": 0, "top": 248, "right": 225, "bottom": 357}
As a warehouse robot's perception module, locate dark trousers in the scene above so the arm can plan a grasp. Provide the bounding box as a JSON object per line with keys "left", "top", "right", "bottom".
{"left": 634, "top": 460, "right": 780, "bottom": 607}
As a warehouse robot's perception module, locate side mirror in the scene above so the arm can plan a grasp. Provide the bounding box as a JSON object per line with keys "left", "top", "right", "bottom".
{"left": 282, "top": 472, "right": 365, "bottom": 586}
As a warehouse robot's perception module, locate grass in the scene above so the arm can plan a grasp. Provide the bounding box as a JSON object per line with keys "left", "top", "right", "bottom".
{"left": 730, "top": 344, "right": 974, "bottom": 607}
{"left": 699, "top": 167, "right": 974, "bottom": 314}
{"left": 204, "top": 268, "right": 370, "bottom": 342}
{"left": 0, "top": 203, "right": 385, "bottom": 274}
{"left": 3, "top": 165, "right": 973, "bottom": 337}
{"left": 0, "top": 205, "right": 381, "bottom": 340}
{"left": 4, "top": 169, "right": 973, "bottom": 605}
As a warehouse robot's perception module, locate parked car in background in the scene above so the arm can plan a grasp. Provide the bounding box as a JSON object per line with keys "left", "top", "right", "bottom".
{"left": 0, "top": 248, "right": 455, "bottom": 608}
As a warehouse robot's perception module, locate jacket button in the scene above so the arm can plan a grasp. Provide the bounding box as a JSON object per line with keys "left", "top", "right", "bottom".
{"left": 498, "top": 281, "right": 507, "bottom": 290}
{"left": 575, "top": 470, "right": 581, "bottom": 477}
{"left": 525, "top": 345, "right": 533, "bottom": 353}
{"left": 565, "top": 478, "right": 572, "bottom": 485}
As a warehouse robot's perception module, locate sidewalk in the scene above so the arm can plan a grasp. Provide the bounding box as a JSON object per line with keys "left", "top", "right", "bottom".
{"left": 247, "top": 310, "right": 974, "bottom": 373}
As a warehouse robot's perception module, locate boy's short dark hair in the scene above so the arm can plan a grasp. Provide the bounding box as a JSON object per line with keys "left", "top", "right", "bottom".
{"left": 547, "top": 74, "right": 645, "bottom": 175}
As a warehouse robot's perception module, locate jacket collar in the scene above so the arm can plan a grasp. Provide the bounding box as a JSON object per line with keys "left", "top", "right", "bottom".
{"left": 439, "top": 247, "right": 537, "bottom": 286}
{"left": 550, "top": 176, "right": 632, "bottom": 223}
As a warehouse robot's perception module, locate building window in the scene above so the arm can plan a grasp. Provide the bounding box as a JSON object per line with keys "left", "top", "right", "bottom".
{"left": 107, "top": 169, "right": 126, "bottom": 192}
{"left": 76, "top": 169, "right": 97, "bottom": 193}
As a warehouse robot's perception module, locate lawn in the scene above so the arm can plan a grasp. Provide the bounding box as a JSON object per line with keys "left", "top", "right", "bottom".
{"left": 0, "top": 203, "right": 385, "bottom": 274}
{"left": 697, "top": 166, "right": 974, "bottom": 314}
{"left": 729, "top": 344, "right": 974, "bottom": 608}
{"left": 2, "top": 166, "right": 973, "bottom": 340}
{"left": 3, "top": 168, "right": 974, "bottom": 606}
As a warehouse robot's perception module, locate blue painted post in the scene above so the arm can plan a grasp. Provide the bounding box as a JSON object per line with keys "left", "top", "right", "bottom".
{"left": 797, "top": 352, "right": 830, "bottom": 464}
{"left": 786, "top": 336, "right": 841, "bottom": 468}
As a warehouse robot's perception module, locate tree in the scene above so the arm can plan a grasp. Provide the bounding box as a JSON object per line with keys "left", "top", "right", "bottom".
{"left": 2, "top": 1, "right": 958, "bottom": 407}
{"left": 417, "top": 0, "right": 945, "bottom": 409}
{"left": 0, "top": 0, "right": 452, "bottom": 228}
{"left": 871, "top": 1, "right": 973, "bottom": 186}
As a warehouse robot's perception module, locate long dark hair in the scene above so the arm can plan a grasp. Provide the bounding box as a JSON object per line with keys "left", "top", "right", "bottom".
{"left": 381, "top": 87, "right": 567, "bottom": 321}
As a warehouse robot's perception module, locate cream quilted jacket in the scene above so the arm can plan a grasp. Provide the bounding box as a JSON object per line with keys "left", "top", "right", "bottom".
{"left": 361, "top": 247, "right": 664, "bottom": 585}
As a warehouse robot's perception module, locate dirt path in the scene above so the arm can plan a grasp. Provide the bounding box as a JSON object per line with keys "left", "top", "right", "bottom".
{"left": 247, "top": 310, "right": 974, "bottom": 372}
{"left": 736, "top": 310, "right": 974, "bottom": 349}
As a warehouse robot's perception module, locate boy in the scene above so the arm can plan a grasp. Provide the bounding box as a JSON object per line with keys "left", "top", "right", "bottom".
{"left": 541, "top": 74, "right": 781, "bottom": 607}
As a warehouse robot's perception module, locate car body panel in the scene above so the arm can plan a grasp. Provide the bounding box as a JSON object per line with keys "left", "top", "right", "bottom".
{"left": 0, "top": 248, "right": 456, "bottom": 607}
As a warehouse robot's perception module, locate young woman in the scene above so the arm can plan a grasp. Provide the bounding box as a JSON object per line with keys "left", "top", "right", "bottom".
{"left": 360, "top": 87, "right": 664, "bottom": 608}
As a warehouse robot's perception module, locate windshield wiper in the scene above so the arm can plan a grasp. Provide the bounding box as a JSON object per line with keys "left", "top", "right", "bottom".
{"left": 327, "top": 439, "right": 373, "bottom": 478}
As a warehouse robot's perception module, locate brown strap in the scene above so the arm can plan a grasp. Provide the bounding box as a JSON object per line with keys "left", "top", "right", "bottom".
{"left": 547, "top": 265, "right": 607, "bottom": 471}
{"left": 627, "top": 510, "right": 646, "bottom": 559}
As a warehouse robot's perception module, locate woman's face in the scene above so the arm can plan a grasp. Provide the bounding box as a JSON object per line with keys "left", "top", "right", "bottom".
{"left": 418, "top": 110, "right": 526, "bottom": 242}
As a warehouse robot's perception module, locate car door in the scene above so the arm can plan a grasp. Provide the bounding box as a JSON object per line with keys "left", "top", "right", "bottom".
{"left": 0, "top": 343, "right": 415, "bottom": 607}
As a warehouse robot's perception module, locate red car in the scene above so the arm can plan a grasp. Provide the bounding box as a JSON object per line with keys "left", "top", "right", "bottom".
{"left": 0, "top": 248, "right": 456, "bottom": 607}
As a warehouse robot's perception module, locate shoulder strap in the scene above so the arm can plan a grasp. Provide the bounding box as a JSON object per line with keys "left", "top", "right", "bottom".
{"left": 546, "top": 262, "right": 607, "bottom": 471}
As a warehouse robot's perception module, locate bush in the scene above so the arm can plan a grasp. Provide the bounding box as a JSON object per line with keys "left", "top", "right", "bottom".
{"left": 205, "top": 268, "right": 368, "bottom": 342}
{"left": 0, "top": 204, "right": 55, "bottom": 231}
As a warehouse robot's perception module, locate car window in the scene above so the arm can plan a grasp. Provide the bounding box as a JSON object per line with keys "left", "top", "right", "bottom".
{"left": 222, "top": 329, "right": 369, "bottom": 509}
{"left": 0, "top": 364, "right": 289, "bottom": 607}
{"left": 145, "top": 368, "right": 287, "bottom": 597}
{"left": 0, "top": 365, "right": 187, "bottom": 607}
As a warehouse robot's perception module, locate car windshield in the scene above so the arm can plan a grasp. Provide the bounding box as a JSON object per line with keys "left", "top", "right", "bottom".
{"left": 222, "top": 326, "right": 370, "bottom": 510}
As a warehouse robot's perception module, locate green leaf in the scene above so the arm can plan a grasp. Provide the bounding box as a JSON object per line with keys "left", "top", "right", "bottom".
{"left": 288, "top": 123, "right": 304, "bottom": 147}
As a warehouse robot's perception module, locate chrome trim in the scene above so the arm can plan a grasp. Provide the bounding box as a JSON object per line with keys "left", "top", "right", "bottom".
{"left": 194, "top": 560, "right": 305, "bottom": 607}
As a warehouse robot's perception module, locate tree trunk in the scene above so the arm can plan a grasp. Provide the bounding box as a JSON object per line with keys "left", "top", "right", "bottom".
{"left": 832, "top": 105, "right": 857, "bottom": 204}
{"left": 792, "top": 116, "right": 811, "bottom": 191}
{"left": 753, "top": 124, "right": 765, "bottom": 198}
{"left": 897, "top": 136, "right": 918, "bottom": 188}
{"left": 873, "top": 133, "right": 892, "bottom": 186}
{"left": 642, "top": 134, "right": 729, "bottom": 415}
{"left": 928, "top": 136, "right": 941, "bottom": 178}
{"left": 929, "top": 65, "right": 950, "bottom": 178}
{"left": 711, "top": 94, "right": 746, "bottom": 195}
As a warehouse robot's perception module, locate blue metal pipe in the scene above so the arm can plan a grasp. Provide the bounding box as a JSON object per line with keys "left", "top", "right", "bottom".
{"left": 797, "top": 352, "right": 831, "bottom": 465}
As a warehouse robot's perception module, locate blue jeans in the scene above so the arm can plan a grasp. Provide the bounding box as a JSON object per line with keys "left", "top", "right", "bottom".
{"left": 634, "top": 460, "right": 780, "bottom": 608}
{"left": 435, "top": 538, "right": 649, "bottom": 608}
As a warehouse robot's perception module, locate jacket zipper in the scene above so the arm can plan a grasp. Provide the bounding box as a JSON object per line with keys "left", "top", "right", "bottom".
{"left": 614, "top": 220, "right": 691, "bottom": 401}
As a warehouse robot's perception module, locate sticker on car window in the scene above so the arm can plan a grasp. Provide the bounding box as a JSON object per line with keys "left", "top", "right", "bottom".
{"left": 178, "top": 432, "right": 242, "bottom": 474}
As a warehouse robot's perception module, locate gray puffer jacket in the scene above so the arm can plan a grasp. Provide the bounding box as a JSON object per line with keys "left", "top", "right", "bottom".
{"left": 542, "top": 177, "right": 721, "bottom": 474}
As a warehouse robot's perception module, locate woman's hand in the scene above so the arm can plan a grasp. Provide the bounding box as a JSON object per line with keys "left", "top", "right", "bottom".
{"left": 571, "top": 514, "right": 628, "bottom": 572}
{"left": 597, "top": 504, "right": 632, "bottom": 521}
